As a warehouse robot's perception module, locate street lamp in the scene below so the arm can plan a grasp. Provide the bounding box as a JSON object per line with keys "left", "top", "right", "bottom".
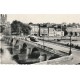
{"left": 43, "top": 30, "right": 45, "bottom": 48}
{"left": 43, "top": 29, "right": 46, "bottom": 49}
{"left": 48, "top": 27, "right": 49, "bottom": 42}
{"left": 69, "top": 35, "right": 72, "bottom": 55}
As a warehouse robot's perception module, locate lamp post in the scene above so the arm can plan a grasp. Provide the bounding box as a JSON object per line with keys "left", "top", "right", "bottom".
{"left": 61, "top": 25, "right": 62, "bottom": 40}
{"left": 69, "top": 35, "right": 72, "bottom": 55}
{"left": 42, "top": 28, "right": 46, "bottom": 50}
{"left": 43, "top": 29, "right": 45, "bottom": 49}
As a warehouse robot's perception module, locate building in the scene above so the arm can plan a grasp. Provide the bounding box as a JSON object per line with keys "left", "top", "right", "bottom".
{"left": 3, "top": 22, "right": 11, "bottom": 35}
{"left": 40, "top": 27, "right": 48, "bottom": 36}
{"left": 0, "top": 14, "right": 7, "bottom": 33}
{"left": 0, "top": 14, "right": 7, "bottom": 25}
{"left": 55, "top": 29, "right": 64, "bottom": 37}
{"left": 29, "top": 24, "right": 39, "bottom": 36}
{"left": 0, "top": 14, "right": 11, "bottom": 35}
{"left": 66, "top": 25, "right": 80, "bottom": 37}
{"left": 49, "top": 28, "right": 56, "bottom": 36}
{"left": 29, "top": 23, "right": 64, "bottom": 37}
{"left": 49, "top": 28, "right": 64, "bottom": 37}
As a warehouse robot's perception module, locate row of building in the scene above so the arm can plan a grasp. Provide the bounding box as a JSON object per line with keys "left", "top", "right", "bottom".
{"left": 29, "top": 24, "right": 64, "bottom": 37}
{"left": 29, "top": 23, "right": 80, "bottom": 37}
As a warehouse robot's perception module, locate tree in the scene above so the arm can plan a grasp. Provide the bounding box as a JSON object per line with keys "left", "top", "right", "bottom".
{"left": 11, "top": 20, "right": 31, "bottom": 35}
{"left": 22, "top": 24, "right": 32, "bottom": 35}
{"left": 11, "top": 20, "right": 20, "bottom": 34}
{"left": 70, "top": 32, "right": 73, "bottom": 36}
{"left": 64, "top": 29, "right": 68, "bottom": 36}
{"left": 0, "top": 26, "right": 4, "bottom": 33}
{"left": 62, "top": 24, "right": 68, "bottom": 36}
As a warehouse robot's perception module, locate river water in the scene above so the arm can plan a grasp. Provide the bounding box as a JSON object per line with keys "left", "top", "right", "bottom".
{"left": 0, "top": 40, "right": 17, "bottom": 64}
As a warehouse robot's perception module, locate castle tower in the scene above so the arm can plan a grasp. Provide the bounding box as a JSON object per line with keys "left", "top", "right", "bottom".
{"left": 0, "top": 14, "right": 7, "bottom": 25}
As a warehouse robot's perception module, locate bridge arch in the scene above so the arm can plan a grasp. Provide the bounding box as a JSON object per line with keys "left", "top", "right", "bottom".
{"left": 28, "top": 47, "right": 40, "bottom": 59}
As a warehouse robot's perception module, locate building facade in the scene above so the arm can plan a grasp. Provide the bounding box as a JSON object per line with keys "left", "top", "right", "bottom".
{"left": 55, "top": 29, "right": 64, "bottom": 37}
{"left": 40, "top": 27, "right": 48, "bottom": 36}
{"left": 66, "top": 26, "right": 80, "bottom": 37}
{"left": 0, "top": 14, "right": 11, "bottom": 35}
{"left": 30, "top": 24, "right": 64, "bottom": 37}
{"left": 29, "top": 24, "right": 39, "bottom": 36}
{"left": 0, "top": 14, "right": 7, "bottom": 33}
{"left": 0, "top": 14, "right": 7, "bottom": 25}
{"left": 3, "top": 22, "right": 11, "bottom": 35}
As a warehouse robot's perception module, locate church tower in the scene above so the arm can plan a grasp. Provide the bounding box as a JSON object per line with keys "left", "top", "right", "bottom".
{"left": 0, "top": 14, "right": 7, "bottom": 25}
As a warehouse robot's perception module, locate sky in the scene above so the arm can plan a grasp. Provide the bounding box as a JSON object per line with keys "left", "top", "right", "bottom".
{"left": 7, "top": 14, "right": 80, "bottom": 24}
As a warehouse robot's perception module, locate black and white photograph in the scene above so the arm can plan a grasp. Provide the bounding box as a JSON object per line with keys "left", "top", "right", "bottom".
{"left": 0, "top": 14, "right": 80, "bottom": 65}
{"left": 1, "top": 0, "right": 80, "bottom": 80}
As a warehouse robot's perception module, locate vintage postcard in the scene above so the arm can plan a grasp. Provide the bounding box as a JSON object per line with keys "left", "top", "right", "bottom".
{"left": 0, "top": 14, "right": 80, "bottom": 64}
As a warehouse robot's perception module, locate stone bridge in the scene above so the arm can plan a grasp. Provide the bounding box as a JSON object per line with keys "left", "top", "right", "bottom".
{"left": 3, "top": 36, "right": 67, "bottom": 61}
